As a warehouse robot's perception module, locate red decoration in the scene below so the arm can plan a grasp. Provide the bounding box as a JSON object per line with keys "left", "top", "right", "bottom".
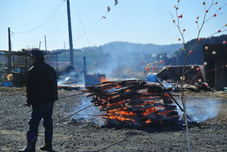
{"left": 178, "top": 14, "right": 183, "bottom": 18}
{"left": 145, "top": 67, "right": 150, "bottom": 71}
{"left": 160, "top": 60, "right": 165, "bottom": 64}
{"left": 217, "top": 30, "right": 221, "bottom": 33}
{"left": 205, "top": 10, "right": 209, "bottom": 13}
{"left": 223, "top": 41, "right": 227, "bottom": 44}
{"left": 213, "top": 14, "right": 217, "bottom": 17}
{"left": 189, "top": 50, "right": 193, "bottom": 54}
{"left": 196, "top": 67, "right": 200, "bottom": 71}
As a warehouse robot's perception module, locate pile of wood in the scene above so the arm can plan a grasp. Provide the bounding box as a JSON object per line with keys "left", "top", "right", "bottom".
{"left": 85, "top": 80, "right": 180, "bottom": 127}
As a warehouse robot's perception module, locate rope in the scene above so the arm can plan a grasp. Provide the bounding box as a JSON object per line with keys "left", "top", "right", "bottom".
{"left": 56, "top": 103, "right": 93, "bottom": 125}
{"left": 94, "top": 138, "right": 128, "bottom": 152}
{"left": 58, "top": 92, "right": 86, "bottom": 99}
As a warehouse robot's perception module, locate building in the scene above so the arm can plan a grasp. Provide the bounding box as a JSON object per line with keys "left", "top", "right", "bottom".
{"left": 203, "top": 44, "right": 227, "bottom": 90}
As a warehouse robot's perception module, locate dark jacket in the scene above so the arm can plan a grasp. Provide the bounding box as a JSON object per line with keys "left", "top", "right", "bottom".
{"left": 26, "top": 61, "right": 58, "bottom": 106}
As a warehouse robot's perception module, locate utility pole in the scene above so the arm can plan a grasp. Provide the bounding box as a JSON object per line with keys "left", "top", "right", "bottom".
{"left": 83, "top": 56, "right": 87, "bottom": 76}
{"left": 66, "top": 0, "right": 74, "bottom": 66}
{"left": 83, "top": 56, "right": 87, "bottom": 86}
{"left": 44, "top": 35, "right": 47, "bottom": 51}
{"left": 8, "top": 27, "right": 12, "bottom": 73}
{"left": 64, "top": 42, "right": 66, "bottom": 49}
{"left": 39, "top": 41, "right": 41, "bottom": 50}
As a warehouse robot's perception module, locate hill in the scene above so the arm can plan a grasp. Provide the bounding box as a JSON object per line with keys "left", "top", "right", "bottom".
{"left": 53, "top": 41, "right": 182, "bottom": 78}
{"left": 99, "top": 41, "right": 182, "bottom": 56}
{"left": 166, "top": 34, "right": 227, "bottom": 65}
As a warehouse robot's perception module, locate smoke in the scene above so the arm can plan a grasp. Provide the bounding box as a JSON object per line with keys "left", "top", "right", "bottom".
{"left": 72, "top": 97, "right": 104, "bottom": 126}
{"left": 58, "top": 71, "right": 75, "bottom": 85}
{"left": 177, "top": 98, "right": 221, "bottom": 123}
{"left": 58, "top": 71, "right": 84, "bottom": 86}
{"left": 94, "top": 53, "right": 146, "bottom": 79}
{"left": 92, "top": 56, "right": 120, "bottom": 78}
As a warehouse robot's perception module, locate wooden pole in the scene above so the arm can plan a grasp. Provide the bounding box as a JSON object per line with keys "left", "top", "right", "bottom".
{"left": 8, "top": 27, "right": 12, "bottom": 73}
{"left": 39, "top": 41, "right": 41, "bottom": 50}
{"left": 44, "top": 35, "right": 47, "bottom": 51}
{"left": 83, "top": 56, "right": 87, "bottom": 86}
{"left": 66, "top": 0, "right": 74, "bottom": 66}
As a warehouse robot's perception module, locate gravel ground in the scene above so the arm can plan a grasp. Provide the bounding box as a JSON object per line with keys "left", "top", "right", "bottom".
{"left": 0, "top": 87, "right": 227, "bottom": 152}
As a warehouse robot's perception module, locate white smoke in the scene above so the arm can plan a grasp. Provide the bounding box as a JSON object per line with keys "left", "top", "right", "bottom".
{"left": 72, "top": 97, "right": 104, "bottom": 126}
{"left": 58, "top": 71, "right": 84, "bottom": 86}
{"left": 177, "top": 98, "right": 221, "bottom": 123}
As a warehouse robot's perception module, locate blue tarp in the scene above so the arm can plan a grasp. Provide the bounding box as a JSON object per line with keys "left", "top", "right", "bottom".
{"left": 2, "top": 81, "right": 13, "bottom": 87}
{"left": 145, "top": 74, "right": 159, "bottom": 82}
{"left": 145, "top": 74, "right": 173, "bottom": 89}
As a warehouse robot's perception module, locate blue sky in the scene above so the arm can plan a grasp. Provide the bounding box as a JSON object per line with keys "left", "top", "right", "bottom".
{"left": 0, "top": 0, "right": 226, "bottom": 50}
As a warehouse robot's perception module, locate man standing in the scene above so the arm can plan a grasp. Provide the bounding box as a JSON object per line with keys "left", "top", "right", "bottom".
{"left": 19, "top": 49, "right": 58, "bottom": 152}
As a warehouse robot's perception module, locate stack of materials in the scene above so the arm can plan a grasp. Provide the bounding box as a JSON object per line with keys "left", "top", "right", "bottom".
{"left": 85, "top": 80, "right": 180, "bottom": 127}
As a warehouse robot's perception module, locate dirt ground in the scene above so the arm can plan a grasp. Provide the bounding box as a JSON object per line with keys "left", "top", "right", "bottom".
{"left": 0, "top": 87, "right": 227, "bottom": 152}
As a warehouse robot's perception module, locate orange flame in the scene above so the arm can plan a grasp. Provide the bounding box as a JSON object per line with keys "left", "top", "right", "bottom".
{"left": 88, "top": 80, "right": 178, "bottom": 125}
{"left": 145, "top": 119, "right": 152, "bottom": 124}
{"left": 99, "top": 77, "right": 108, "bottom": 82}
{"left": 108, "top": 108, "right": 136, "bottom": 116}
{"left": 103, "top": 115, "right": 135, "bottom": 122}
{"left": 142, "top": 107, "right": 158, "bottom": 116}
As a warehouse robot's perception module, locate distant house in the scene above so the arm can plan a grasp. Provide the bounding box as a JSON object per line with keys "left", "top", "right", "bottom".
{"left": 0, "top": 49, "right": 60, "bottom": 87}
{"left": 203, "top": 44, "right": 227, "bottom": 90}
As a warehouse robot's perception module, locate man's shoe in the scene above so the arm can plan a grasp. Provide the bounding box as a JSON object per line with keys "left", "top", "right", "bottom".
{"left": 18, "top": 146, "right": 35, "bottom": 152}
{"left": 18, "top": 149, "right": 35, "bottom": 152}
{"left": 40, "top": 142, "right": 54, "bottom": 151}
{"left": 40, "top": 145, "right": 52, "bottom": 151}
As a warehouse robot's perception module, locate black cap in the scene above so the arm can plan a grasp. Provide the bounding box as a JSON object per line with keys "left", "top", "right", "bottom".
{"left": 31, "top": 49, "right": 44, "bottom": 61}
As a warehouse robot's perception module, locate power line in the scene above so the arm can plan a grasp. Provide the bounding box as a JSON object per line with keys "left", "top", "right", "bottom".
{"left": 71, "top": 0, "right": 92, "bottom": 46}
{"left": 71, "top": 0, "right": 119, "bottom": 44}
{"left": 14, "top": 1, "right": 65, "bottom": 34}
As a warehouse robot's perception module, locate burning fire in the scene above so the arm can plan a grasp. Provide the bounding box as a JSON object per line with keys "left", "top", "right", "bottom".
{"left": 99, "top": 76, "right": 109, "bottom": 82}
{"left": 86, "top": 80, "right": 179, "bottom": 127}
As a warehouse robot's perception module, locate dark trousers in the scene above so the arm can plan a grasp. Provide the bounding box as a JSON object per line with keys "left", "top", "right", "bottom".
{"left": 27, "top": 102, "right": 54, "bottom": 144}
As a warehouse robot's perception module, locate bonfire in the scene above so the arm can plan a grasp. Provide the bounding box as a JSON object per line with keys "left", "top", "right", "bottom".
{"left": 85, "top": 80, "right": 180, "bottom": 127}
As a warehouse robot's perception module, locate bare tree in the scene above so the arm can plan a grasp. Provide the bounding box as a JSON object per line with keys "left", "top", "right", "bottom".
{"left": 171, "top": 0, "right": 227, "bottom": 152}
